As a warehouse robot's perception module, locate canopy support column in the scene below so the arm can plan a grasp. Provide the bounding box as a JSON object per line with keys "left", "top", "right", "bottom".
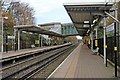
{"left": 18, "top": 29, "right": 20, "bottom": 50}
{"left": 39, "top": 34, "right": 40, "bottom": 47}
{"left": 103, "top": 16, "right": 107, "bottom": 66}
{"left": 14, "top": 29, "right": 17, "bottom": 51}
{"left": 95, "top": 28, "right": 98, "bottom": 39}
{"left": 90, "top": 31, "right": 93, "bottom": 50}
{"left": 40, "top": 34, "right": 42, "bottom": 47}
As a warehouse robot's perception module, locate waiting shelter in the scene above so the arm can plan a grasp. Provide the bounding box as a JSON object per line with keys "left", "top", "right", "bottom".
{"left": 63, "top": 2, "right": 120, "bottom": 76}
{"left": 14, "top": 25, "right": 65, "bottom": 50}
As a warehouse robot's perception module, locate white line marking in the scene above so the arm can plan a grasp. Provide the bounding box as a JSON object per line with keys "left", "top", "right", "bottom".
{"left": 47, "top": 44, "right": 79, "bottom": 79}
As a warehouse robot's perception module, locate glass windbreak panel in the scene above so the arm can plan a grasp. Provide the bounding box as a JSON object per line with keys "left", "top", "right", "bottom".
{"left": 0, "top": 25, "right": 1, "bottom": 79}
{"left": 0, "top": 20, "right": 2, "bottom": 52}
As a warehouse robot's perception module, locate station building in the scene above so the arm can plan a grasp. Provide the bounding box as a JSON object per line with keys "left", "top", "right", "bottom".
{"left": 39, "top": 22, "right": 79, "bottom": 44}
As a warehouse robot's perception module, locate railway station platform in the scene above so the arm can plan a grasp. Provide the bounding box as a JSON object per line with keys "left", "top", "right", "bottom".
{"left": 0, "top": 43, "right": 71, "bottom": 59}
{"left": 48, "top": 44, "right": 119, "bottom": 78}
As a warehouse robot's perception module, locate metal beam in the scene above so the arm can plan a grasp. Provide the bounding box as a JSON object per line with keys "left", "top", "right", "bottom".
{"left": 14, "top": 25, "right": 64, "bottom": 37}
{"left": 114, "top": 22, "right": 117, "bottom": 77}
{"left": 105, "top": 11, "right": 120, "bottom": 23}
{"left": 73, "top": 22, "right": 90, "bottom": 25}
{"left": 75, "top": 27, "right": 89, "bottom": 29}
{"left": 67, "top": 10, "right": 105, "bottom": 14}
{"left": 63, "top": 34, "right": 80, "bottom": 36}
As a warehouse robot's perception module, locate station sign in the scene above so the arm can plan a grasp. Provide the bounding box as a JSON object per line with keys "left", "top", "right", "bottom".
{"left": 8, "top": 36, "right": 15, "bottom": 39}
{"left": 106, "top": 23, "right": 114, "bottom": 32}
{"left": 106, "top": 23, "right": 114, "bottom": 36}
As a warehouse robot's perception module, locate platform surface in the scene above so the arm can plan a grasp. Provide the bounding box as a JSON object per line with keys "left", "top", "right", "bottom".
{"left": 1, "top": 44, "right": 69, "bottom": 59}
{"left": 49, "top": 44, "right": 116, "bottom": 78}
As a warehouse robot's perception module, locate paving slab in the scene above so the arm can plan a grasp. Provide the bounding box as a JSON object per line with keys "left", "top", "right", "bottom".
{"left": 49, "top": 44, "right": 117, "bottom": 78}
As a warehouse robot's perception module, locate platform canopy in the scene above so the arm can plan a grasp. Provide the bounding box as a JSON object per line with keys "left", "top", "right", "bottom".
{"left": 64, "top": 2, "right": 113, "bottom": 36}
{"left": 14, "top": 25, "right": 64, "bottom": 37}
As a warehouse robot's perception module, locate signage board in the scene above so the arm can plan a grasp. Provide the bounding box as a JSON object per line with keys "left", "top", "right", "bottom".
{"left": 8, "top": 36, "right": 15, "bottom": 39}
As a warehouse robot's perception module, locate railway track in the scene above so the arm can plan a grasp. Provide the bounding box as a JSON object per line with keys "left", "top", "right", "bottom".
{"left": 31, "top": 43, "right": 78, "bottom": 79}
{"left": 1, "top": 43, "right": 78, "bottom": 80}
{"left": 1, "top": 43, "right": 71, "bottom": 68}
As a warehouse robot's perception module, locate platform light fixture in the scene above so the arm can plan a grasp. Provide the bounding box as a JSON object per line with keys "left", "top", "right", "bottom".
{"left": 93, "top": 18, "right": 98, "bottom": 23}
{"left": 87, "top": 29, "right": 90, "bottom": 33}
{"left": 84, "top": 21, "right": 89, "bottom": 24}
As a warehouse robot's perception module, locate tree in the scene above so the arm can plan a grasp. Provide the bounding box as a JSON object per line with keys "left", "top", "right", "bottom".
{"left": 9, "top": 1, "right": 35, "bottom": 25}
{"left": 1, "top": 1, "right": 36, "bottom": 50}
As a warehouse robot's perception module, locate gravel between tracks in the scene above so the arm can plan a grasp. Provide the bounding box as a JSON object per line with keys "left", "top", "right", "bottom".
{"left": 2, "top": 45, "right": 70, "bottom": 79}
{"left": 30, "top": 44, "right": 78, "bottom": 78}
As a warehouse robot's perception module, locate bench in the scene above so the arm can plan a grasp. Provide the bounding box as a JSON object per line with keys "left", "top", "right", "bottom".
{"left": 92, "top": 47, "right": 99, "bottom": 55}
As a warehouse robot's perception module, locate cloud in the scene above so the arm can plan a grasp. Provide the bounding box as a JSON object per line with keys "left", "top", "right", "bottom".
{"left": 20, "top": 0, "right": 69, "bottom": 24}
{"left": 20, "top": 0, "right": 105, "bottom": 24}
{"left": 21, "top": 0, "right": 64, "bottom": 14}
{"left": 36, "top": 6, "right": 72, "bottom": 24}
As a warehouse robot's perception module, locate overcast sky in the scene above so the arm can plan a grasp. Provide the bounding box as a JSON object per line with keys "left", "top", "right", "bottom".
{"left": 20, "top": 0, "right": 106, "bottom": 24}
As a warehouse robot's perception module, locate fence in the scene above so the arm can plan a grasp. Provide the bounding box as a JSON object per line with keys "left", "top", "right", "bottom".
{"left": 93, "top": 36, "right": 120, "bottom": 66}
